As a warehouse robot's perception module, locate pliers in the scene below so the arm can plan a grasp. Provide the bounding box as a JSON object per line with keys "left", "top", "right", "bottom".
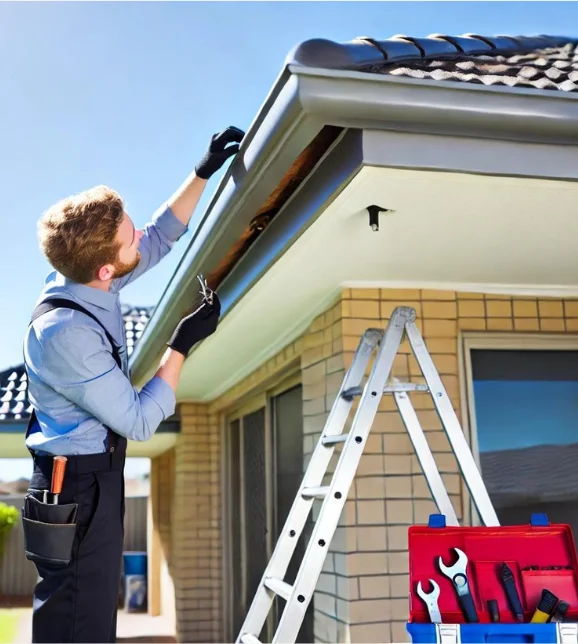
{"left": 197, "top": 274, "right": 214, "bottom": 306}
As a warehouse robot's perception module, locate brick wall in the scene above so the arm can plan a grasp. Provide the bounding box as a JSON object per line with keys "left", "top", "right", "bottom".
{"left": 171, "top": 404, "right": 222, "bottom": 643}
{"left": 166, "top": 286, "right": 577, "bottom": 643}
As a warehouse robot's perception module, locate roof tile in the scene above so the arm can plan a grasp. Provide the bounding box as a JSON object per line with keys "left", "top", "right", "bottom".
{"left": 288, "top": 33, "right": 578, "bottom": 92}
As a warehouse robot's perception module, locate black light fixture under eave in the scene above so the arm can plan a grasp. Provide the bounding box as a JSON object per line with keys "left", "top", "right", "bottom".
{"left": 366, "top": 205, "right": 389, "bottom": 232}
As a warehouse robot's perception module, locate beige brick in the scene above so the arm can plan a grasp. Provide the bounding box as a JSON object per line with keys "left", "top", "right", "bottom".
{"left": 350, "top": 599, "right": 392, "bottom": 623}
{"left": 384, "top": 454, "right": 412, "bottom": 475}
{"left": 539, "top": 299, "right": 564, "bottom": 318}
{"left": 540, "top": 318, "right": 565, "bottom": 332}
{"left": 457, "top": 291, "right": 484, "bottom": 299}
{"left": 567, "top": 319, "right": 578, "bottom": 332}
{"left": 391, "top": 620, "right": 411, "bottom": 643}
{"left": 350, "top": 622, "right": 392, "bottom": 643}
{"left": 359, "top": 575, "right": 390, "bottom": 599}
{"left": 381, "top": 288, "right": 421, "bottom": 300}
{"left": 381, "top": 300, "right": 421, "bottom": 320}
{"left": 337, "top": 575, "right": 358, "bottom": 600}
{"left": 388, "top": 551, "right": 409, "bottom": 574}
{"left": 355, "top": 476, "right": 387, "bottom": 499}
{"left": 458, "top": 300, "right": 485, "bottom": 317}
{"left": 458, "top": 318, "right": 486, "bottom": 330}
{"left": 358, "top": 454, "right": 385, "bottom": 475}
{"left": 486, "top": 300, "right": 512, "bottom": 317}
{"left": 384, "top": 476, "right": 412, "bottom": 499}
{"left": 422, "top": 301, "right": 457, "bottom": 319}
{"left": 390, "top": 574, "right": 410, "bottom": 598}
{"left": 349, "top": 552, "right": 389, "bottom": 576}
{"left": 417, "top": 409, "right": 443, "bottom": 431}
{"left": 414, "top": 499, "right": 439, "bottom": 523}
{"left": 373, "top": 412, "right": 406, "bottom": 434}
{"left": 351, "top": 288, "right": 380, "bottom": 300}
{"left": 387, "top": 526, "right": 409, "bottom": 551}
{"left": 386, "top": 500, "right": 413, "bottom": 524}
{"left": 423, "top": 319, "right": 457, "bottom": 337}
{"left": 421, "top": 289, "right": 456, "bottom": 300}
{"left": 513, "top": 299, "right": 538, "bottom": 317}
{"left": 342, "top": 318, "right": 375, "bottom": 337}
{"left": 350, "top": 299, "right": 380, "bottom": 319}
{"left": 357, "top": 500, "right": 386, "bottom": 525}
{"left": 487, "top": 317, "right": 514, "bottom": 331}
{"left": 564, "top": 301, "right": 578, "bottom": 317}
{"left": 383, "top": 433, "right": 413, "bottom": 455}
{"left": 357, "top": 526, "right": 388, "bottom": 551}
{"left": 514, "top": 317, "right": 540, "bottom": 331}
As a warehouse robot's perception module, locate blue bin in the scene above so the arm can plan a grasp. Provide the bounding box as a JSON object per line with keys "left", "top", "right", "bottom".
{"left": 122, "top": 552, "right": 147, "bottom": 612}
{"left": 123, "top": 551, "right": 147, "bottom": 576}
{"left": 407, "top": 623, "right": 561, "bottom": 643}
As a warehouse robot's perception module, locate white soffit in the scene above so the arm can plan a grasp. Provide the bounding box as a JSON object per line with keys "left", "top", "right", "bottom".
{"left": 176, "top": 166, "right": 578, "bottom": 402}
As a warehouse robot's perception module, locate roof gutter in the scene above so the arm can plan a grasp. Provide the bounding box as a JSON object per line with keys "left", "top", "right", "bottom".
{"left": 130, "top": 61, "right": 578, "bottom": 387}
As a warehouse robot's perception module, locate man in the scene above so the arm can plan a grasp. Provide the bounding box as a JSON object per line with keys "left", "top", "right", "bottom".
{"left": 21, "top": 125, "right": 244, "bottom": 643}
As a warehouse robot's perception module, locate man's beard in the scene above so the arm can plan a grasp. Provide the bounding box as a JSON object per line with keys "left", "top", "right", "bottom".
{"left": 113, "top": 251, "right": 141, "bottom": 279}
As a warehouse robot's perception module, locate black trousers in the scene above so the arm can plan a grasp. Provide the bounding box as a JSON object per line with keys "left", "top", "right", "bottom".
{"left": 25, "top": 448, "right": 126, "bottom": 643}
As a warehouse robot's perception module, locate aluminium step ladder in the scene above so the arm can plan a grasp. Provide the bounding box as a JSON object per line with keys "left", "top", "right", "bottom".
{"left": 235, "top": 306, "right": 501, "bottom": 644}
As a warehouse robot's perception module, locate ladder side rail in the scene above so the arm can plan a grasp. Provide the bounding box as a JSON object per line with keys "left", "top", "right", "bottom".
{"left": 271, "top": 307, "right": 412, "bottom": 644}
{"left": 393, "top": 387, "right": 459, "bottom": 526}
{"left": 404, "top": 322, "right": 500, "bottom": 527}
{"left": 235, "top": 328, "right": 382, "bottom": 644}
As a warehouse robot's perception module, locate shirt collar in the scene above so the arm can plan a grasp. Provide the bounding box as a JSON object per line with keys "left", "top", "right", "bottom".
{"left": 58, "top": 274, "right": 119, "bottom": 313}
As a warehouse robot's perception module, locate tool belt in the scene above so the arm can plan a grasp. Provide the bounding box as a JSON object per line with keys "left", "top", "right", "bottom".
{"left": 21, "top": 491, "right": 78, "bottom": 567}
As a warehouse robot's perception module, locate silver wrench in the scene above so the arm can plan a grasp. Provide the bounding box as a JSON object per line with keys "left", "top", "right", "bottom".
{"left": 417, "top": 579, "right": 442, "bottom": 623}
{"left": 438, "top": 547, "right": 479, "bottom": 623}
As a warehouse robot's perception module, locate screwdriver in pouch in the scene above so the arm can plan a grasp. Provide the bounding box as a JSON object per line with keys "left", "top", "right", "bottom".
{"left": 50, "top": 456, "right": 67, "bottom": 504}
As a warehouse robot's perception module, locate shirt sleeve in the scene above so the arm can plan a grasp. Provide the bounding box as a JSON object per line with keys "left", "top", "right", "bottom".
{"left": 111, "top": 204, "right": 188, "bottom": 292}
{"left": 38, "top": 323, "right": 176, "bottom": 441}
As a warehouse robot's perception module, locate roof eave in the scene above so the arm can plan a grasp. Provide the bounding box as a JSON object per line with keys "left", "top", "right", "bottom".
{"left": 129, "top": 64, "right": 578, "bottom": 387}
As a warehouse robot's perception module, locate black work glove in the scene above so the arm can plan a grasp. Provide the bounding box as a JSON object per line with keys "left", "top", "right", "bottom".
{"left": 167, "top": 292, "right": 221, "bottom": 356}
{"left": 195, "top": 126, "right": 245, "bottom": 180}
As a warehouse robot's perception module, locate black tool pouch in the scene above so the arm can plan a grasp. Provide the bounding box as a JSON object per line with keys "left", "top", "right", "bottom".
{"left": 21, "top": 493, "right": 78, "bottom": 567}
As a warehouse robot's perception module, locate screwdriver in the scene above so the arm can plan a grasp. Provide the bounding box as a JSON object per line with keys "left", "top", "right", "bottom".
{"left": 50, "top": 456, "right": 67, "bottom": 504}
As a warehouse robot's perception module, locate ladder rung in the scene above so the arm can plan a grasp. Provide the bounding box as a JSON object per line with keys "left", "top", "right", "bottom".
{"left": 342, "top": 383, "right": 429, "bottom": 400}
{"left": 322, "top": 434, "right": 348, "bottom": 446}
{"left": 240, "top": 634, "right": 261, "bottom": 644}
{"left": 264, "top": 577, "right": 293, "bottom": 600}
{"left": 384, "top": 383, "right": 429, "bottom": 393}
{"left": 301, "top": 486, "right": 329, "bottom": 499}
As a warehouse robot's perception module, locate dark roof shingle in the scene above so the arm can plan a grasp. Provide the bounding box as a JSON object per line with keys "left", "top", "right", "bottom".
{"left": 0, "top": 304, "right": 153, "bottom": 422}
{"left": 288, "top": 33, "right": 578, "bottom": 92}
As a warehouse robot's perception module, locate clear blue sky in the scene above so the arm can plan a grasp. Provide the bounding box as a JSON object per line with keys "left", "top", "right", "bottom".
{"left": 0, "top": 2, "right": 577, "bottom": 479}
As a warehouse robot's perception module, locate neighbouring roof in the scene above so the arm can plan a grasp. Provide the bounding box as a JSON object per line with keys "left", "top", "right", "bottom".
{"left": 0, "top": 304, "right": 153, "bottom": 422}
{"left": 289, "top": 33, "right": 578, "bottom": 92}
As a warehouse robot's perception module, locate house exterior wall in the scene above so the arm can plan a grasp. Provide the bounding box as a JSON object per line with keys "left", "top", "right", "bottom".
{"left": 163, "top": 286, "right": 577, "bottom": 643}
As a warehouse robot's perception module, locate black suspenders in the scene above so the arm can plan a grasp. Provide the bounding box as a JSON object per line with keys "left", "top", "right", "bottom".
{"left": 25, "top": 298, "right": 126, "bottom": 454}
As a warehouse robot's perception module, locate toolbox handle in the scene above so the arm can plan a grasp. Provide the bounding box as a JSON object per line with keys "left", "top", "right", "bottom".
{"left": 530, "top": 513, "right": 550, "bottom": 527}
{"left": 428, "top": 514, "right": 447, "bottom": 528}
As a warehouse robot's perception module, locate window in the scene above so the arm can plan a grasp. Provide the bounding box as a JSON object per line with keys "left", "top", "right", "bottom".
{"left": 225, "top": 381, "right": 313, "bottom": 643}
{"left": 465, "top": 337, "right": 578, "bottom": 538}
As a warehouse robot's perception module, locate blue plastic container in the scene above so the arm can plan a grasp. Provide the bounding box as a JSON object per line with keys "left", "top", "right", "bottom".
{"left": 122, "top": 552, "right": 147, "bottom": 612}
{"left": 123, "top": 551, "right": 147, "bottom": 576}
{"left": 407, "top": 622, "right": 560, "bottom": 643}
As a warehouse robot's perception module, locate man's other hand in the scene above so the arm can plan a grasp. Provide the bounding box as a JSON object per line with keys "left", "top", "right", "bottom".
{"left": 195, "top": 126, "right": 245, "bottom": 180}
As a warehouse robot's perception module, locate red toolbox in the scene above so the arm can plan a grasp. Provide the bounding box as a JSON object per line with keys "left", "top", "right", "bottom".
{"left": 408, "top": 514, "right": 578, "bottom": 627}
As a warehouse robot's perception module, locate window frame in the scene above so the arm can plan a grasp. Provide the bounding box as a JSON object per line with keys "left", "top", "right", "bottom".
{"left": 459, "top": 330, "right": 578, "bottom": 526}
{"left": 222, "top": 372, "right": 302, "bottom": 642}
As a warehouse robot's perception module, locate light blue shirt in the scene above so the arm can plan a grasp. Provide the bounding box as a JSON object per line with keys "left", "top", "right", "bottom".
{"left": 23, "top": 204, "right": 187, "bottom": 455}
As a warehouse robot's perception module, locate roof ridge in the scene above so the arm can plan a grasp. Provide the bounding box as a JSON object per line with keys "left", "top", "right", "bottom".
{"left": 286, "top": 33, "right": 578, "bottom": 71}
